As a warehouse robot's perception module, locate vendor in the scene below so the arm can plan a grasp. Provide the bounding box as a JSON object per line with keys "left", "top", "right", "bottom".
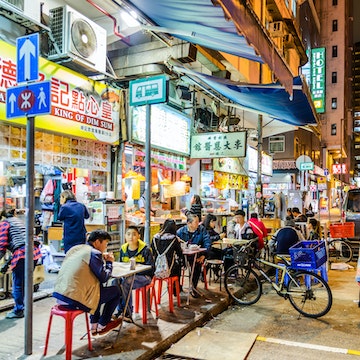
{"left": 138, "top": 191, "right": 156, "bottom": 216}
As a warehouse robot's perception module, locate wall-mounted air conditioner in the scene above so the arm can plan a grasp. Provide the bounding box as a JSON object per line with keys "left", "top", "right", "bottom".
{"left": 0, "top": 0, "right": 41, "bottom": 24}
{"left": 48, "top": 5, "right": 107, "bottom": 74}
{"left": 269, "top": 21, "right": 285, "bottom": 37}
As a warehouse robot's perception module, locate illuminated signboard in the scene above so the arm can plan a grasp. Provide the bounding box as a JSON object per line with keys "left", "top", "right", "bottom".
{"left": 332, "top": 163, "right": 347, "bottom": 174}
{"left": 191, "top": 131, "right": 247, "bottom": 159}
{"left": 311, "top": 47, "right": 326, "bottom": 113}
{"left": 0, "top": 40, "right": 120, "bottom": 144}
{"left": 131, "top": 104, "right": 191, "bottom": 156}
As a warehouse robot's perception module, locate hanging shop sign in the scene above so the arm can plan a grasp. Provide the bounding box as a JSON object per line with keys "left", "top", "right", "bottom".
{"left": 131, "top": 104, "right": 191, "bottom": 156}
{"left": 246, "top": 147, "right": 273, "bottom": 176}
{"left": 214, "top": 171, "right": 248, "bottom": 190}
{"left": 317, "top": 176, "right": 327, "bottom": 191}
{"left": 310, "top": 47, "right": 326, "bottom": 114}
{"left": 191, "top": 131, "right": 247, "bottom": 159}
{"left": 332, "top": 163, "right": 347, "bottom": 174}
{"left": 0, "top": 40, "right": 120, "bottom": 144}
{"left": 213, "top": 157, "right": 246, "bottom": 175}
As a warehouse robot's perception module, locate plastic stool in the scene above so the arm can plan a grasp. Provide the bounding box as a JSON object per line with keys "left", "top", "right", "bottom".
{"left": 205, "top": 259, "right": 224, "bottom": 290}
{"left": 134, "top": 279, "right": 158, "bottom": 324}
{"left": 155, "top": 276, "right": 181, "bottom": 312}
{"left": 44, "top": 304, "right": 92, "bottom": 360}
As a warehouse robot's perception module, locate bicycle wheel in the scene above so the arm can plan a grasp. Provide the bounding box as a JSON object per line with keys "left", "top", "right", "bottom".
{"left": 224, "top": 265, "right": 262, "bottom": 305}
{"left": 286, "top": 270, "right": 332, "bottom": 318}
{"left": 328, "top": 239, "right": 353, "bottom": 263}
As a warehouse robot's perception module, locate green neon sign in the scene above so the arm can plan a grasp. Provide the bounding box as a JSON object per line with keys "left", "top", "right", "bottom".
{"left": 311, "top": 48, "right": 326, "bottom": 113}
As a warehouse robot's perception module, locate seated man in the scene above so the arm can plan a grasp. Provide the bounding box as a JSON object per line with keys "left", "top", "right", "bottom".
{"left": 292, "top": 207, "right": 307, "bottom": 222}
{"left": 268, "top": 217, "right": 304, "bottom": 256}
{"left": 114, "top": 226, "right": 154, "bottom": 320}
{"left": 177, "top": 213, "right": 211, "bottom": 298}
{"left": 53, "top": 230, "right": 121, "bottom": 336}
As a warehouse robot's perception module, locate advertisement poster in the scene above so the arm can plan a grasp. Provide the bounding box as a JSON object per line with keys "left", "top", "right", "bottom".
{"left": 0, "top": 40, "right": 120, "bottom": 144}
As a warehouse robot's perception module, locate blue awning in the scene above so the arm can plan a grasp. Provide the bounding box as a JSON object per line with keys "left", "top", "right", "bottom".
{"left": 128, "top": 0, "right": 263, "bottom": 63}
{"left": 172, "top": 65, "right": 318, "bottom": 127}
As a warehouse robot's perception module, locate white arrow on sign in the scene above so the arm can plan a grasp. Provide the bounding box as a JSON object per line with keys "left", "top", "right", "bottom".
{"left": 19, "top": 38, "right": 36, "bottom": 81}
{"left": 9, "top": 92, "right": 16, "bottom": 114}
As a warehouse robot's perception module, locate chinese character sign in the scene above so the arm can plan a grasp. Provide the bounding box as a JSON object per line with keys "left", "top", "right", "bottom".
{"left": 311, "top": 47, "right": 326, "bottom": 113}
{"left": 0, "top": 40, "right": 120, "bottom": 144}
{"left": 191, "top": 131, "right": 247, "bottom": 159}
{"left": 332, "top": 163, "right": 347, "bottom": 174}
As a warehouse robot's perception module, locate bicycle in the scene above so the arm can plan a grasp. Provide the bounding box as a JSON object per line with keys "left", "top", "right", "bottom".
{"left": 224, "top": 239, "right": 333, "bottom": 318}
{"left": 327, "top": 237, "right": 353, "bottom": 263}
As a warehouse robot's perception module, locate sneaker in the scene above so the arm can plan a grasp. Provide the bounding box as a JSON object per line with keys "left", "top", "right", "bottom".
{"left": 6, "top": 310, "right": 24, "bottom": 319}
{"left": 97, "top": 318, "right": 122, "bottom": 335}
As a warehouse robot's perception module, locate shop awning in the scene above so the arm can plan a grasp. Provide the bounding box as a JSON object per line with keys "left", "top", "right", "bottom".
{"left": 126, "top": 0, "right": 294, "bottom": 93}
{"left": 171, "top": 64, "right": 318, "bottom": 127}
{"left": 131, "top": 0, "right": 261, "bottom": 62}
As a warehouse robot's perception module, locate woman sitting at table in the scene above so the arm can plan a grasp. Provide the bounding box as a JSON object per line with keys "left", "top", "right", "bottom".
{"left": 151, "top": 219, "right": 185, "bottom": 292}
{"left": 203, "top": 214, "right": 226, "bottom": 260}
{"left": 177, "top": 213, "right": 211, "bottom": 298}
{"left": 114, "top": 226, "right": 154, "bottom": 321}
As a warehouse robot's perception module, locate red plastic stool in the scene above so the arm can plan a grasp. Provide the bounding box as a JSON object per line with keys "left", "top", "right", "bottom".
{"left": 134, "top": 279, "right": 158, "bottom": 324}
{"left": 155, "top": 276, "right": 181, "bottom": 312}
{"left": 44, "top": 304, "right": 92, "bottom": 360}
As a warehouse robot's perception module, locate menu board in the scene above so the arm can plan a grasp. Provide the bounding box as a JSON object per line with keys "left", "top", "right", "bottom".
{"left": 131, "top": 104, "right": 191, "bottom": 156}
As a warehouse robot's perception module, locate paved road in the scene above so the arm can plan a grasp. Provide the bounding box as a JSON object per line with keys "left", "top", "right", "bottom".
{"left": 201, "top": 265, "right": 360, "bottom": 360}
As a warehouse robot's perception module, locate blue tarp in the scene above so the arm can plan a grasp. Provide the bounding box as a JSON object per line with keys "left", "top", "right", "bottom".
{"left": 173, "top": 65, "right": 318, "bottom": 127}
{"left": 128, "top": 0, "right": 263, "bottom": 63}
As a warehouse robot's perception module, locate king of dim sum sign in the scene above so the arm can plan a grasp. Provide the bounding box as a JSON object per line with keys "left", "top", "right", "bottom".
{"left": 190, "top": 131, "right": 247, "bottom": 159}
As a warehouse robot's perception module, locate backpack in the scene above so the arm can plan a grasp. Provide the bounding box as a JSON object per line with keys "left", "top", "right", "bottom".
{"left": 153, "top": 239, "right": 175, "bottom": 279}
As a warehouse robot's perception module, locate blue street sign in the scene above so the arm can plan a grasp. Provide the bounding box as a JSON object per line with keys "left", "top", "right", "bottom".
{"left": 16, "top": 33, "right": 39, "bottom": 84}
{"left": 6, "top": 81, "right": 51, "bottom": 119}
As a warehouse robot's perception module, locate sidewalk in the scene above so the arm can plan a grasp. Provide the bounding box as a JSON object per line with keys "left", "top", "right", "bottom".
{"left": 0, "top": 272, "right": 229, "bottom": 360}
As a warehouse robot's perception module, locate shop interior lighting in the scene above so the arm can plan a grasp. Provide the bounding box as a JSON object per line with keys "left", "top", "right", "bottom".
{"left": 180, "top": 174, "right": 192, "bottom": 182}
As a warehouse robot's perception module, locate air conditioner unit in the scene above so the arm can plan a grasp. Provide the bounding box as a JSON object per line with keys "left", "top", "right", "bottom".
{"left": 283, "top": 34, "right": 295, "bottom": 48}
{"left": 269, "top": 21, "right": 284, "bottom": 37}
{"left": 48, "top": 5, "right": 107, "bottom": 74}
{"left": 0, "top": 0, "right": 41, "bottom": 25}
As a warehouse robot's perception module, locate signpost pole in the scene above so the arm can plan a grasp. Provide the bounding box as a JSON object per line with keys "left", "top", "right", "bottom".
{"left": 256, "top": 114, "right": 263, "bottom": 218}
{"left": 24, "top": 116, "right": 35, "bottom": 355}
{"left": 144, "top": 104, "right": 151, "bottom": 246}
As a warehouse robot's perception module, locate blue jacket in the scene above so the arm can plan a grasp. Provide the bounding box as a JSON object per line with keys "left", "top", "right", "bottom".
{"left": 58, "top": 200, "right": 90, "bottom": 253}
{"left": 177, "top": 224, "right": 211, "bottom": 255}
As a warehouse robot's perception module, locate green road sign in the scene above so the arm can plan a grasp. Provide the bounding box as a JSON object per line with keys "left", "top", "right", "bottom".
{"left": 300, "top": 162, "right": 314, "bottom": 171}
{"left": 130, "top": 75, "right": 167, "bottom": 106}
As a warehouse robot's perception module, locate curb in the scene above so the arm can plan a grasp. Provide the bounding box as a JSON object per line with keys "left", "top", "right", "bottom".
{"left": 137, "top": 296, "right": 230, "bottom": 360}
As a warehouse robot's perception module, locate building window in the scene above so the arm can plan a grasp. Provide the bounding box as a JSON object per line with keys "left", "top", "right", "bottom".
{"left": 332, "top": 0, "right": 337, "bottom": 5}
{"left": 269, "top": 135, "right": 285, "bottom": 153}
{"left": 332, "top": 45, "right": 338, "bottom": 57}
{"left": 332, "top": 98, "right": 337, "bottom": 109}
{"left": 332, "top": 20, "right": 338, "bottom": 32}
{"left": 331, "top": 124, "right": 337, "bottom": 135}
{"left": 332, "top": 72, "right": 337, "bottom": 83}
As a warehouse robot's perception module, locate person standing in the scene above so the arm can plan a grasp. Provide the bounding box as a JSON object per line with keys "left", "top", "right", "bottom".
{"left": 58, "top": 190, "right": 90, "bottom": 253}
{"left": 53, "top": 230, "right": 122, "bottom": 335}
{"left": 0, "top": 209, "right": 42, "bottom": 319}
{"left": 177, "top": 213, "right": 211, "bottom": 298}
{"left": 185, "top": 195, "right": 203, "bottom": 222}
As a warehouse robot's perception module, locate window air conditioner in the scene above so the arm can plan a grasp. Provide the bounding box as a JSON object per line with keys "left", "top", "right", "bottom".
{"left": 48, "top": 5, "right": 107, "bottom": 74}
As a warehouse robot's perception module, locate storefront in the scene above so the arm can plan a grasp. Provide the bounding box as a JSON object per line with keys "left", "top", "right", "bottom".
{"left": 122, "top": 103, "right": 192, "bottom": 233}
{"left": 0, "top": 39, "right": 124, "bottom": 253}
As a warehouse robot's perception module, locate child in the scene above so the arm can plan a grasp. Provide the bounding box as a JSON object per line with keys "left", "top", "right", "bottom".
{"left": 115, "top": 226, "right": 154, "bottom": 320}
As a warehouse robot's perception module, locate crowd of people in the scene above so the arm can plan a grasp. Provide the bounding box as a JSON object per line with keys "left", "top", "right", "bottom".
{"left": 1, "top": 191, "right": 329, "bottom": 336}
